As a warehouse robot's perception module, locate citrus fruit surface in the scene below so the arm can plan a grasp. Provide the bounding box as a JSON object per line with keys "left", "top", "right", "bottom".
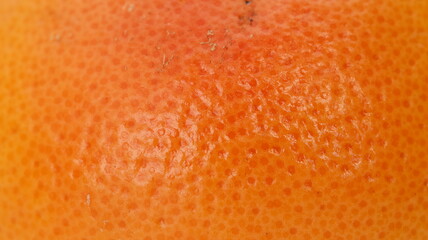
{"left": 1, "top": 0, "right": 428, "bottom": 239}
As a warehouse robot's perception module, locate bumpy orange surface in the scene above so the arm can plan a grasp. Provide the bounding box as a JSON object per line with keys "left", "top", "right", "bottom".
{"left": 1, "top": 0, "right": 428, "bottom": 239}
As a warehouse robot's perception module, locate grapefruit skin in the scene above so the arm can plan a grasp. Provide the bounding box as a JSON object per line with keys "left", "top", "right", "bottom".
{"left": 1, "top": 0, "right": 428, "bottom": 239}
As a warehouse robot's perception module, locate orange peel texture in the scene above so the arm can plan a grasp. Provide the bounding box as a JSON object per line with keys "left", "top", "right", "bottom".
{"left": 1, "top": 0, "right": 427, "bottom": 240}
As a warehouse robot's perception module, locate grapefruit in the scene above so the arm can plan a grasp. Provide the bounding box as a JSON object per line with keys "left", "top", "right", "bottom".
{"left": 1, "top": 0, "right": 427, "bottom": 239}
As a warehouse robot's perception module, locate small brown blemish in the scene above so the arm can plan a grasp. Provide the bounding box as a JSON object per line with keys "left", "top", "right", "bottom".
{"left": 238, "top": 6, "right": 256, "bottom": 26}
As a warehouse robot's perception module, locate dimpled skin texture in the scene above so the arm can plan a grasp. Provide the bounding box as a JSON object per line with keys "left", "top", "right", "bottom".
{"left": 1, "top": 0, "right": 428, "bottom": 239}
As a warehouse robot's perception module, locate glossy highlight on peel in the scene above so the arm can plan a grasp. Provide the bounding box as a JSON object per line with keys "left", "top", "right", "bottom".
{"left": 0, "top": 0, "right": 428, "bottom": 240}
